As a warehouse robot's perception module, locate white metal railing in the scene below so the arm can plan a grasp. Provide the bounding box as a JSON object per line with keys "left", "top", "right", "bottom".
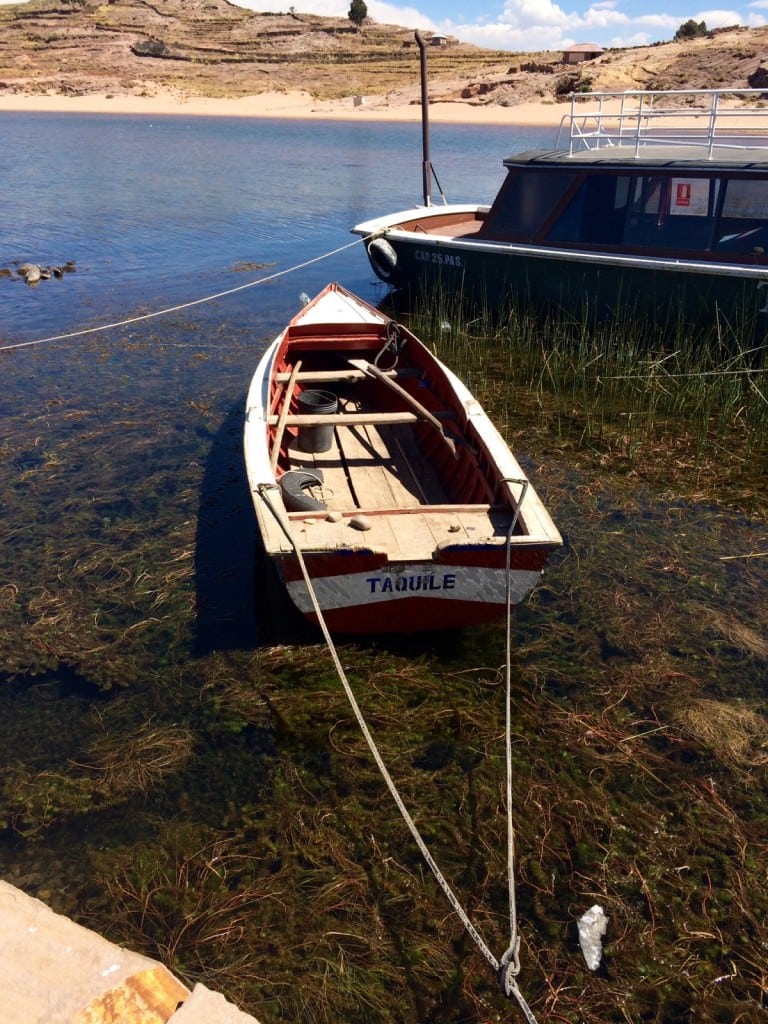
{"left": 555, "top": 88, "right": 768, "bottom": 158}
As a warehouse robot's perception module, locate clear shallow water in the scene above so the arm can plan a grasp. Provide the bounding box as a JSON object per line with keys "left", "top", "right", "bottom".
{"left": 0, "top": 113, "right": 554, "bottom": 343}
{"left": 3, "top": 112, "right": 767, "bottom": 1024}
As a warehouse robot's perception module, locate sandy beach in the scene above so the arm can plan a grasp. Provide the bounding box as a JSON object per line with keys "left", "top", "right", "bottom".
{"left": 0, "top": 88, "right": 567, "bottom": 127}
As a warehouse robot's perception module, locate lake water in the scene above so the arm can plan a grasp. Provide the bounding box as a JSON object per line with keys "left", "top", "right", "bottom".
{"left": 0, "top": 113, "right": 553, "bottom": 344}
{"left": 0, "top": 111, "right": 555, "bottom": 664}
{"left": 3, "top": 112, "right": 767, "bottom": 1024}
{"left": 0, "top": 111, "right": 562, "bottom": 1018}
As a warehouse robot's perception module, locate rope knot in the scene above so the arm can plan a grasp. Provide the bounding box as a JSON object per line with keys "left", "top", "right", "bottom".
{"left": 373, "top": 319, "right": 406, "bottom": 370}
{"left": 498, "top": 957, "right": 540, "bottom": 1024}
{"left": 498, "top": 953, "right": 520, "bottom": 998}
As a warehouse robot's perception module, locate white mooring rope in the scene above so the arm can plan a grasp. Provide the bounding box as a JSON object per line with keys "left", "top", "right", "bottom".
{"left": 0, "top": 237, "right": 365, "bottom": 354}
{"left": 257, "top": 483, "right": 540, "bottom": 1021}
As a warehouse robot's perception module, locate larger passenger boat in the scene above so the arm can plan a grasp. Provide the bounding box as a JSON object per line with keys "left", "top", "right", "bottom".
{"left": 353, "top": 86, "right": 768, "bottom": 337}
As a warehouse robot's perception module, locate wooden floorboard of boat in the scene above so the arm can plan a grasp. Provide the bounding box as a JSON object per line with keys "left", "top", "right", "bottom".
{"left": 287, "top": 434, "right": 355, "bottom": 512}
{"left": 406, "top": 217, "right": 485, "bottom": 238}
{"left": 339, "top": 420, "right": 428, "bottom": 510}
{"left": 289, "top": 420, "right": 448, "bottom": 513}
{"left": 253, "top": 423, "right": 508, "bottom": 563}
{"left": 375, "top": 422, "right": 449, "bottom": 506}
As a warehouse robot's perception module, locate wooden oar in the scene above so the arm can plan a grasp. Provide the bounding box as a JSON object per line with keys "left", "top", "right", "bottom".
{"left": 270, "top": 359, "right": 302, "bottom": 472}
{"left": 348, "top": 357, "right": 458, "bottom": 458}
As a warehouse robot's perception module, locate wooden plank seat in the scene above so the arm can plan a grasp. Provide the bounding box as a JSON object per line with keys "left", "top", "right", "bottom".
{"left": 269, "top": 407, "right": 455, "bottom": 425}
{"left": 275, "top": 367, "right": 422, "bottom": 383}
{"left": 269, "top": 411, "right": 422, "bottom": 427}
{"left": 285, "top": 502, "right": 503, "bottom": 518}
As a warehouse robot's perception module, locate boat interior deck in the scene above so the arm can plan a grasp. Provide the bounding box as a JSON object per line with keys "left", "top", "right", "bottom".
{"left": 401, "top": 214, "right": 486, "bottom": 238}
{"left": 292, "top": 416, "right": 447, "bottom": 511}
{"left": 264, "top": 414, "right": 512, "bottom": 562}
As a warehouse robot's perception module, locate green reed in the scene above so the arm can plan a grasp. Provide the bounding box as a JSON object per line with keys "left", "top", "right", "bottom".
{"left": 403, "top": 286, "right": 768, "bottom": 512}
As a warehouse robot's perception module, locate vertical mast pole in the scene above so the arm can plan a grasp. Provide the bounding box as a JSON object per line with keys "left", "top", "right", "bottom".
{"left": 415, "top": 31, "right": 431, "bottom": 208}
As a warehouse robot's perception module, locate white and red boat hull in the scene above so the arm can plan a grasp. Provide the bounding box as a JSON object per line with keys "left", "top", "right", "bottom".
{"left": 280, "top": 548, "right": 549, "bottom": 634}
{"left": 244, "top": 283, "right": 561, "bottom": 636}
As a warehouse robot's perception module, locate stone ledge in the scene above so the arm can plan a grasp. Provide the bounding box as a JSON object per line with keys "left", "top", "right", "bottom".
{"left": 0, "top": 880, "right": 260, "bottom": 1024}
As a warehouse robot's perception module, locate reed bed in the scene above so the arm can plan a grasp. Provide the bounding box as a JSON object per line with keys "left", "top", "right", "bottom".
{"left": 404, "top": 293, "right": 768, "bottom": 516}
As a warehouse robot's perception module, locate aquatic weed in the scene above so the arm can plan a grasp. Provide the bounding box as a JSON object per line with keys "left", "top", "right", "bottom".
{"left": 1, "top": 315, "right": 768, "bottom": 1022}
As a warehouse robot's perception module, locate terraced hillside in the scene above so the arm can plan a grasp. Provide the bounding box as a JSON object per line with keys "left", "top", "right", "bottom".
{"left": 2, "top": 0, "right": 768, "bottom": 110}
{"left": 0, "top": 0, "right": 516, "bottom": 100}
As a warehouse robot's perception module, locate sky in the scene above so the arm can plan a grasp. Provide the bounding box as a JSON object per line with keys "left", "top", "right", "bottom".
{"left": 0, "top": 0, "right": 765, "bottom": 53}
{"left": 234, "top": 0, "right": 768, "bottom": 50}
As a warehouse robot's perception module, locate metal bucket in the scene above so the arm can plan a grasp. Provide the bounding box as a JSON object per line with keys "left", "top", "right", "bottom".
{"left": 297, "top": 390, "right": 338, "bottom": 453}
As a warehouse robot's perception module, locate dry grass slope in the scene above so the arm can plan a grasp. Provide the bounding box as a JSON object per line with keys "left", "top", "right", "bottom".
{"left": 2, "top": 0, "right": 768, "bottom": 108}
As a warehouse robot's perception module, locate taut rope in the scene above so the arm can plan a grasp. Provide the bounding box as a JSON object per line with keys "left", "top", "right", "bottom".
{"left": 257, "top": 482, "right": 540, "bottom": 1022}
{"left": 0, "top": 237, "right": 365, "bottom": 354}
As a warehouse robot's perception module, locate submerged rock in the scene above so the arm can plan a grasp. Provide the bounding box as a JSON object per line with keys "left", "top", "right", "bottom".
{"left": 13, "top": 260, "right": 76, "bottom": 286}
{"left": 18, "top": 263, "right": 42, "bottom": 284}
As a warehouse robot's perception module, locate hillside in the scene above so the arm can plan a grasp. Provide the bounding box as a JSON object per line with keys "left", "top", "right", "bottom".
{"left": 2, "top": 0, "right": 768, "bottom": 110}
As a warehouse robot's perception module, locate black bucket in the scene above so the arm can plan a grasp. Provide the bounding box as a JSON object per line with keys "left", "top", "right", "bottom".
{"left": 297, "top": 390, "right": 338, "bottom": 453}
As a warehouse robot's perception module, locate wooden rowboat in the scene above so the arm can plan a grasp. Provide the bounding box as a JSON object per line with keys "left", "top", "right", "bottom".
{"left": 244, "top": 282, "right": 561, "bottom": 634}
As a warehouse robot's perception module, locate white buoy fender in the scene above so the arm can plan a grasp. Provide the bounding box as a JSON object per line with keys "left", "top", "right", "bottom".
{"left": 367, "top": 238, "right": 398, "bottom": 283}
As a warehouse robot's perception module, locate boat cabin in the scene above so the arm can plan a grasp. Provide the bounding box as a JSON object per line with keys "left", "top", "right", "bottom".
{"left": 478, "top": 148, "right": 768, "bottom": 261}
{"left": 352, "top": 88, "right": 768, "bottom": 328}
{"left": 476, "top": 89, "right": 768, "bottom": 260}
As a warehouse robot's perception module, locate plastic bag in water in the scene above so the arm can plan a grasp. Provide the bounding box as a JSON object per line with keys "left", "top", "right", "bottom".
{"left": 578, "top": 904, "right": 608, "bottom": 970}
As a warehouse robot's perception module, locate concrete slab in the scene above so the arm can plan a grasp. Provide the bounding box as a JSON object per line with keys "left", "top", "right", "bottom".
{"left": 170, "top": 984, "right": 259, "bottom": 1023}
{"left": 0, "top": 881, "right": 260, "bottom": 1024}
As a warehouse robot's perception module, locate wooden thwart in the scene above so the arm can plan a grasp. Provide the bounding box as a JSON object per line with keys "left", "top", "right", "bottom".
{"left": 268, "top": 411, "right": 421, "bottom": 427}
{"left": 275, "top": 367, "right": 421, "bottom": 383}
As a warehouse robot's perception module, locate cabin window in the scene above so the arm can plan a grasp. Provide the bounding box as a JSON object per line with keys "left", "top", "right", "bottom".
{"left": 481, "top": 169, "right": 577, "bottom": 240}
{"left": 669, "top": 177, "right": 717, "bottom": 218}
{"left": 714, "top": 179, "right": 768, "bottom": 252}
{"left": 546, "top": 175, "right": 631, "bottom": 245}
{"left": 623, "top": 176, "right": 666, "bottom": 245}
{"left": 721, "top": 179, "right": 768, "bottom": 219}
{"left": 623, "top": 175, "right": 719, "bottom": 251}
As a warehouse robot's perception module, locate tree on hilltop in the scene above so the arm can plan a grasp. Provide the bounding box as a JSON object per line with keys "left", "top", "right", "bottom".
{"left": 674, "top": 18, "right": 708, "bottom": 40}
{"left": 348, "top": 0, "right": 367, "bottom": 29}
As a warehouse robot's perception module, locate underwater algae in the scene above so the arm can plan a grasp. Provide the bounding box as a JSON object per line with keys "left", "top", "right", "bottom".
{"left": 1, "top": 312, "right": 768, "bottom": 1022}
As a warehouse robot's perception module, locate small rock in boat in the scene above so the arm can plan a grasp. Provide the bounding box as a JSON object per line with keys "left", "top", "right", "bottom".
{"left": 349, "top": 515, "right": 372, "bottom": 531}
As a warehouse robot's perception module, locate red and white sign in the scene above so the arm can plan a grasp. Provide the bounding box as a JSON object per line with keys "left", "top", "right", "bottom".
{"left": 670, "top": 178, "right": 711, "bottom": 217}
{"left": 676, "top": 183, "right": 691, "bottom": 207}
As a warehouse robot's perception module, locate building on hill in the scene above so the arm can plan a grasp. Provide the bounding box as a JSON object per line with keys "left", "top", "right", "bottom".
{"left": 562, "top": 43, "right": 605, "bottom": 64}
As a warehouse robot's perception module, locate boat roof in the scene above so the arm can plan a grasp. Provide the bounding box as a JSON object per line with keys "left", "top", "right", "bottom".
{"left": 503, "top": 145, "right": 768, "bottom": 171}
